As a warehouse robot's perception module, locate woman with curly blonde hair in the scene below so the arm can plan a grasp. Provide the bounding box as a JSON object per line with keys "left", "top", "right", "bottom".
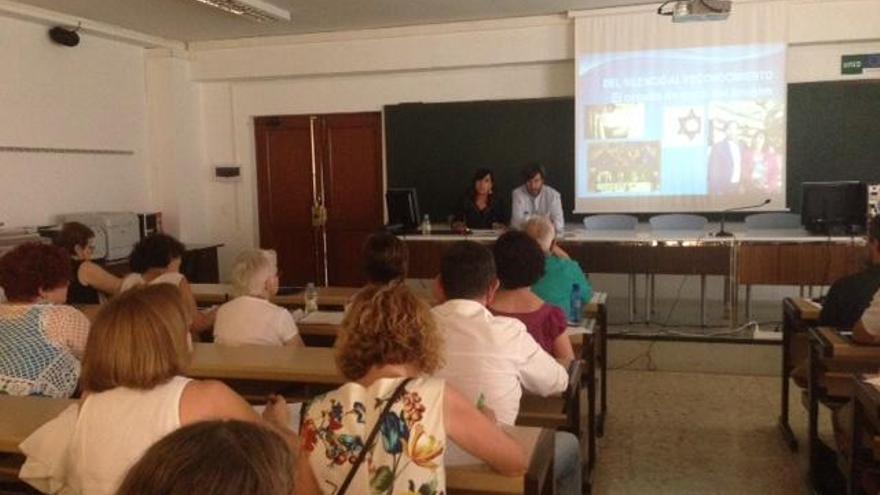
{"left": 296, "top": 282, "right": 527, "bottom": 495}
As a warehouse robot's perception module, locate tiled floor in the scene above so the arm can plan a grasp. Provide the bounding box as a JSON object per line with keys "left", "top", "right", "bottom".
{"left": 591, "top": 370, "right": 826, "bottom": 495}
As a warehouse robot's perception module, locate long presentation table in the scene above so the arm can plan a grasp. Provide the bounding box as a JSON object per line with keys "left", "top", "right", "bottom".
{"left": 0, "top": 395, "right": 552, "bottom": 495}
{"left": 402, "top": 224, "right": 866, "bottom": 326}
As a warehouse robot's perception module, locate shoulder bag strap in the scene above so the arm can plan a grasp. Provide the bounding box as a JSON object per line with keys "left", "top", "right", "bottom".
{"left": 337, "top": 377, "right": 414, "bottom": 495}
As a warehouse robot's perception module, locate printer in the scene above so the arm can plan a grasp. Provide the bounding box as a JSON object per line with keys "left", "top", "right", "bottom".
{"left": 0, "top": 226, "right": 47, "bottom": 259}
{"left": 58, "top": 212, "right": 140, "bottom": 261}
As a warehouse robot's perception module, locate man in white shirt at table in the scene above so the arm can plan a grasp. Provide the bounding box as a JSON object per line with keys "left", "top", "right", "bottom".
{"left": 431, "top": 240, "right": 581, "bottom": 495}
{"left": 510, "top": 163, "right": 565, "bottom": 233}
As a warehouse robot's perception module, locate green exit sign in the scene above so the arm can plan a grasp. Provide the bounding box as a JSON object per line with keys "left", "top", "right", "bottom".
{"left": 842, "top": 54, "right": 880, "bottom": 75}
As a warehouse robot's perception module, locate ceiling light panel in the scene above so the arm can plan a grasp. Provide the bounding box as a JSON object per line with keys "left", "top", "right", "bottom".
{"left": 192, "top": 0, "right": 291, "bottom": 22}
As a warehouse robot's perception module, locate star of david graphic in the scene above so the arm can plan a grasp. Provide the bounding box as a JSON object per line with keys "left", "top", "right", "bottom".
{"left": 677, "top": 108, "right": 702, "bottom": 142}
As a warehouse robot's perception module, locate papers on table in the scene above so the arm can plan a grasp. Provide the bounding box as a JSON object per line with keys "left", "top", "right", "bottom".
{"left": 299, "top": 310, "right": 345, "bottom": 325}
{"left": 565, "top": 319, "right": 595, "bottom": 336}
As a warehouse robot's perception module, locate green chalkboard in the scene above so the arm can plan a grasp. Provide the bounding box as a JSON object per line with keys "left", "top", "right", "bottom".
{"left": 787, "top": 80, "right": 880, "bottom": 212}
{"left": 385, "top": 98, "right": 574, "bottom": 224}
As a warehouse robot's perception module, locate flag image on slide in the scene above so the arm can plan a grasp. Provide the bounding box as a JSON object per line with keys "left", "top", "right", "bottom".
{"left": 663, "top": 106, "right": 705, "bottom": 147}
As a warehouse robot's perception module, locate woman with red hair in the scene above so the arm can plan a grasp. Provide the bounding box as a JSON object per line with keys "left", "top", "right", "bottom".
{"left": 0, "top": 242, "right": 90, "bottom": 397}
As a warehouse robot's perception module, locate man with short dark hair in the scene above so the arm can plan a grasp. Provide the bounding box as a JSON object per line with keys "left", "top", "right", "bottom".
{"left": 361, "top": 231, "right": 408, "bottom": 285}
{"left": 510, "top": 163, "right": 565, "bottom": 232}
{"left": 431, "top": 241, "right": 580, "bottom": 494}
{"left": 819, "top": 215, "right": 880, "bottom": 331}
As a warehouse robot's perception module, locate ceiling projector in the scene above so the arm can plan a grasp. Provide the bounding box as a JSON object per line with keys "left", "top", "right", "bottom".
{"left": 658, "top": 0, "right": 732, "bottom": 22}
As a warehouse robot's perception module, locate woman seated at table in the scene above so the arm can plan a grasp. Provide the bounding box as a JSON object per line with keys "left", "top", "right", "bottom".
{"left": 116, "top": 420, "right": 296, "bottom": 495}
{"left": 214, "top": 249, "right": 303, "bottom": 347}
{"left": 121, "top": 233, "right": 214, "bottom": 337}
{"left": 452, "top": 168, "right": 507, "bottom": 231}
{"left": 55, "top": 221, "right": 122, "bottom": 304}
{"left": 21, "top": 284, "right": 296, "bottom": 495}
{"left": 489, "top": 231, "right": 574, "bottom": 362}
{"left": 296, "top": 283, "right": 527, "bottom": 495}
{"left": 0, "top": 243, "right": 89, "bottom": 397}
{"left": 524, "top": 216, "right": 593, "bottom": 319}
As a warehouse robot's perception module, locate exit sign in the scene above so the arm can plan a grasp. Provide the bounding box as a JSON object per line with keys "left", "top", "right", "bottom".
{"left": 842, "top": 54, "right": 880, "bottom": 75}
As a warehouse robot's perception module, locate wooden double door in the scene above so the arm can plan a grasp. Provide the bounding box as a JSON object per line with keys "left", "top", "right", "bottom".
{"left": 255, "top": 112, "right": 383, "bottom": 287}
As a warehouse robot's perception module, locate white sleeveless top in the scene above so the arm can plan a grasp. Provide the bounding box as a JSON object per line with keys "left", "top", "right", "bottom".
{"left": 67, "top": 376, "right": 191, "bottom": 495}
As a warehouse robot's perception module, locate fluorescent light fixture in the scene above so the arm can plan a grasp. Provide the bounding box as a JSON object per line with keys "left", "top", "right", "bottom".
{"left": 192, "top": 0, "right": 291, "bottom": 22}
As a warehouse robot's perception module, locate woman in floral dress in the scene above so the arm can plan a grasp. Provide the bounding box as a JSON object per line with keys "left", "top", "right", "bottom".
{"left": 296, "top": 282, "right": 527, "bottom": 495}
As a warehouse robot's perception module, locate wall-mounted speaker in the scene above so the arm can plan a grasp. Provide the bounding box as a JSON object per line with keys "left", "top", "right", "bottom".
{"left": 49, "top": 26, "right": 80, "bottom": 47}
{"left": 214, "top": 165, "right": 242, "bottom": 182}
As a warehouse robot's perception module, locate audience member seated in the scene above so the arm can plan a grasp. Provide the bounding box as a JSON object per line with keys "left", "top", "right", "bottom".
{"left": 452, "top": 168, "right": 507, "bottom": 231}
{"left": 0, "top": 242, "right": 89, "bottom": 397}
{"left": 525, "top": 216, "right": 593, "bottom": 319}
{"left": 362, "top": 231, "right": 409, "bottom": 285}
{"left": 820, "top": 215, "right": 880, "bottom": 329}
{"left": 789, "top": 217, "right": 880, "bottom": 387}
{"left": 430, "top": 240, "right": 580, "bottom": 495}
{"left": 121, "top": 233, "right": 214, "bottom": 336}
{"left": 115, "top": 420, "right": 296, "bottom": 495}
{"left": 854, "top": 287, "right": 880, "bottom": 344}
{"left": 296, "top": 283, "right": 527, "bottom": 495}
{"left": 20, "top": 284, "right": 295, "bottom": 495}
{"left": 489, "top": 230, "right": 574, "bottom": 362}
{"left": 55, "top": 221, "right": 122, "bottom": 304}
{"left": 214, "top": 249, "right": 303, "bottom": 347}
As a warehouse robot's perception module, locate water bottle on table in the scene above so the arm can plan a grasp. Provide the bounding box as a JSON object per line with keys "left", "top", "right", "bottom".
{"left": 304, "top": 283, "right": 319, "bottom": 314}
{"left": 569, "top": 283, "right": 583, "bottom": 325}
{"left": 420, "top": 214, "right": 432, "bottom": 235}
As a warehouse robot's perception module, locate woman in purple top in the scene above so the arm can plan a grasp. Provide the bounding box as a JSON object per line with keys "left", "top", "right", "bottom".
{"left": 489, "top": 231, "right": 575, "bottom": 362}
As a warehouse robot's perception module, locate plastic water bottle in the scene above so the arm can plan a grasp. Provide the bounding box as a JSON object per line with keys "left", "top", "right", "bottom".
{"left": 304, "top": 283, "right": 319, "bottom": 314}
{"left": 569, "top": 283, "right": 583, "bottom": 325}
{"left": 420, "top": 214, "right": 432, "bottom": 235}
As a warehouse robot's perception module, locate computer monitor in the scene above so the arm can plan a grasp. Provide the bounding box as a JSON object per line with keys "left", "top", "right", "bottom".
{"left": 386, "top": 188, "right": 420, "bottom": 233}
{"left": 801, "top": 181, "right": 868, "bottom": 235}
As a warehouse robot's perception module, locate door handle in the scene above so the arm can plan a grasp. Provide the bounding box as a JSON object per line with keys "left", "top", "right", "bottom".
{"left": 312, "top": 203, "right": 327, "bottom": 227}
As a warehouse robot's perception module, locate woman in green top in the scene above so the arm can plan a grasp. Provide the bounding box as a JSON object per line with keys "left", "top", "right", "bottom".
{"left": 524, "top": 216, "right": 592, "bottom": 317}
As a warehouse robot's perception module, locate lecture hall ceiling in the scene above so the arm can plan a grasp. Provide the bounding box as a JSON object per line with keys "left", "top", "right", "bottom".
{"left": 10, "top": 0, "right": 657, "bottom": 42}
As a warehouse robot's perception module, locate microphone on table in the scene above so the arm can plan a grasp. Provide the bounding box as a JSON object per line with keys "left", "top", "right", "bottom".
{"left": 714, "top": 198, "right": 771, "bottom": 238}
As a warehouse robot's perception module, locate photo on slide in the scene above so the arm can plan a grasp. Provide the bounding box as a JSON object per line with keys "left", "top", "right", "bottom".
{"left": 707, "top": 100, "right": 785, "bottom": 196}
{"left": 588, "top": 141, "right": 661, "bottom": 193}
{"left": 586, "top": 103, "right": 645, "bottom": 140}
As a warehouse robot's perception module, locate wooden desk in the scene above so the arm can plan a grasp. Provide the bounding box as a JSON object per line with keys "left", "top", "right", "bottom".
{"left": 779, "top": 297, "right": 822, "bottom": 451}
{"left": 0, "top": 396, "right": 75, "bottom": 454}
{"left": 585, "top": 292, "right": 608, "bottom": 437}
{"left": 806, "top": 328, "right": 880, "bottom": 490}
{"left": 188, "top": 343, "right": 344, "bottom": 386}
{"left": 191, "top": 284, "right": 358, "bottom": 308}
{"left": 516, "top": 360, "right": 593, "bottom": 492}
{"left": 0, "top": 395, "right": 552, "bottom": 495}
{"left": 448, "top": 426, "right": 554, "bottom": 495}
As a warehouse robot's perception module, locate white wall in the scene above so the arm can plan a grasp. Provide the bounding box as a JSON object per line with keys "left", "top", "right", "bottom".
{"left": 0, "top": 14, "right": 151, "bottom": 228}
{"left": 144, "top": 49, "right": 210, "bottom": 243}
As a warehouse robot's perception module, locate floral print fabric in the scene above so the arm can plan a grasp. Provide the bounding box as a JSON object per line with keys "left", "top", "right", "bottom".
{"left": 301, "top": 377, "right": 446, "bottom": 495}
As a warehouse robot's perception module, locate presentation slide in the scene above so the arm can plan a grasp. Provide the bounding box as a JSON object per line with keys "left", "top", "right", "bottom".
{"left": 575, "top": 44, "right": 787, "bottom": 213}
